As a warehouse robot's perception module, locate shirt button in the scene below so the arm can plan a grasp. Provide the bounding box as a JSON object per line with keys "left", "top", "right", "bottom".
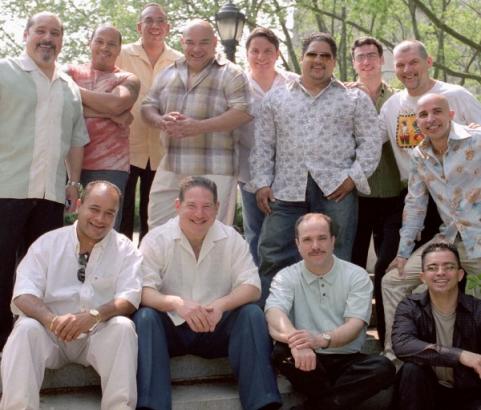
{"left": 321, "top": 284, "right": 325, "bottom": 287}
{"left": 323, "top": 293, "right": 326, "bottom": 296}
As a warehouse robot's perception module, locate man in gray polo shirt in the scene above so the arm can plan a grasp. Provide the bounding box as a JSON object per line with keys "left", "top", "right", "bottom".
{"left": 265, "top": 213, "right": 395, "bottom": 409}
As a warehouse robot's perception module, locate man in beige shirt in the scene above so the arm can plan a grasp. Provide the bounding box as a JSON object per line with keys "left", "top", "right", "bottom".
{"left": 117, "top": 3, "right": 181, "bottom": 241}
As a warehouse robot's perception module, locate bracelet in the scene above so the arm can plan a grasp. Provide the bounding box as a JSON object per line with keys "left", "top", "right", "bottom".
{"left": 49, "top": 315, "right": 58, "bottom": 332}
{"left": 66, "top": 181, "right": 82, "bottom": 191}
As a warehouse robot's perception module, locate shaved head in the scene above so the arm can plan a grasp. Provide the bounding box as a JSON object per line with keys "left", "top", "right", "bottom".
{"left": 417, "top": 93, "right": 450, "bottom": 112}
{"left": 182, "top": 19, "right": 215, "bottom": 37}
{"left": 180, "top": 19, "right": 217, "bottom": 73}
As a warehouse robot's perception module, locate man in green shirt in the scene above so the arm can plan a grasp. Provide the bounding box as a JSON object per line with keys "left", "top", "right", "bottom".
{"left": 350, "top": 36, "right": 404, "bottom": 344}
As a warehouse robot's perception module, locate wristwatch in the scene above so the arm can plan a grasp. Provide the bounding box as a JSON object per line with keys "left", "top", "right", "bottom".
{"left": 320, "top": 333, "right": 332, "bottom": 349}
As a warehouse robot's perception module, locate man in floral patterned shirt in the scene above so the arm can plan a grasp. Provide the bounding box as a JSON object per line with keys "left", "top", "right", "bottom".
{"left": 387, "top": 93, "right": 481, "bottom": 308}
{"left": 249, "top": 32, "right": 382, "bottom": 303}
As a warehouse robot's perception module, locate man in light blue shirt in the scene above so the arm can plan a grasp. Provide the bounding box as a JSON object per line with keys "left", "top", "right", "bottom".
{"left": 265, "top": 213, "right": 395, "bottom": 409}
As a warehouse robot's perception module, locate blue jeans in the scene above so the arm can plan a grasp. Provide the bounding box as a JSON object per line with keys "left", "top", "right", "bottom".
{"left": 81, "top": 170, "right": 129, "bottom": 231}
{"left": 134, "top": 304, "right": 281, "bottom": 410}
{"left": 258, "top": 175, "right": 358, "bottom": 305}
{"left": 239, "top": 182, "right": 265, "bottom": 266}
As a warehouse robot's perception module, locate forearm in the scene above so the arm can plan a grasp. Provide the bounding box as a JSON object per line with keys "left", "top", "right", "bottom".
{"left": 320, "top": 317, "right": 365, "bottom": 349}
{"left": 140, "top": 287, "right": 183, "bottom": 312}
{"left": 266, "top": 308, "right": 297, "bottom": 343}
{"left": 96, "top": 298, "right": 136, "bottom": 322}
{"left": 210, "top": 284, "right": 260, "bottom": 313}
{"left": 79, "top": 82, "right": 138, "bottom": 116}
{"left": 14, "top": 294, "right": 55, "bottom": 329}
{"left": 141, "top": 105, "right": 165, "bottom": 129}
{"left": 197, "top": 108, "right": 251, "bottom": 134}
{"left": 66, "top": 146, "right": 84, "bottom": 183}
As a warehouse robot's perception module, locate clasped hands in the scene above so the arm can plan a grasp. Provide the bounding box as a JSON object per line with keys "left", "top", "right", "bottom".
{"left": 176, "top": 299, "right": 223, "bottom": 333}
{"left": 161, "top": 111, "right": 200, "bottom": 139}
{"left": 49, "top": 311, "right": 98, "bottom": 342}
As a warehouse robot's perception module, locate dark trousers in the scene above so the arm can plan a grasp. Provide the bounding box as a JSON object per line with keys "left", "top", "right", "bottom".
{"left": 0, "top": 198, "right": 64, "bottom": 350}
{"left": 272, "top": 343, "right": 395, "bottom": 410}
{"left": 134, "top": 304, "right": 281, "bottom": 410}
{"left": 396, "top": 362, "right": 481, "bottom": 410}
{"left": 352, "top": 194, "right": 404, "bottom": 344}
{"left": 120, "top": 163, "right": 156, "bottom": 242}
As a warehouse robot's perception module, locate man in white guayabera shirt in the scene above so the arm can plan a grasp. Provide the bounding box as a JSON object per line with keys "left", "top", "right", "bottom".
{"left": 0, "top": 181, "right": 142, "bottom": 410}
{"left": 0, "top": 11, "right": 89, "bottom": 350}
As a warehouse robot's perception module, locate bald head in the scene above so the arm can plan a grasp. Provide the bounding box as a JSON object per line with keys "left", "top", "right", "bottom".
{"left": 180, "top": 19, "right": 217, "bottom": 73}
{"left": 417, "top": 93, "right": 450, "bottom": 112}
{"left": 182, "top": 19, "right": 215, "bottom": 37}
{"left": 416, "top": 93, "right": 454, "bottom": 142}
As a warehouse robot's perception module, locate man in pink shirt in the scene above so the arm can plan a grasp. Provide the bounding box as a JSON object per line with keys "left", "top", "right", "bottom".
{"left": 67, "top": 24, "right": 140, "bottom": 229}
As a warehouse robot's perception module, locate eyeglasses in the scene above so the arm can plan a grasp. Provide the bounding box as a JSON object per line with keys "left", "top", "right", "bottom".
{"left": 78, "top": 252, "right": 90, "bottom": 283}
{"left": 354, "top": 52, "right": 380, "bottom": 62}
{"left": 304, "top": 52, "right": 333, "bottom": 61}
{"left": 140, "top": 17, "right": 167, "bottom": 26}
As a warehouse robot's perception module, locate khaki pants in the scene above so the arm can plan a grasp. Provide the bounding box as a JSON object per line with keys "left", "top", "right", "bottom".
{"left": 1, "top": 316, "right": 138, "bottom": 410}
{"left": 148, "top": 170, "right": 237, "bottom": 229}
{"left": 382, "top": 238, "right": 481, "bottom": 361}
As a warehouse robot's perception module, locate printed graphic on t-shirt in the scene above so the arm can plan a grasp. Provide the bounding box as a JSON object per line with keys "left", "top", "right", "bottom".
{"left": 396, "top": 113, "right": 425, "bottom": 148}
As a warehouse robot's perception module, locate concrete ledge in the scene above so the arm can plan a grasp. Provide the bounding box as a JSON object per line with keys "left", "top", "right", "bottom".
{"left": 36, "top": 376, "right": 300, "bottom": 410}
{"left": 0, "top": 336, "right": 382, "bottom": 393}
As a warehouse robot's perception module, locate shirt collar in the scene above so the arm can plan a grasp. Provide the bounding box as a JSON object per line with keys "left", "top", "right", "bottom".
{"left": 172, "top": 217, "right": 228, "bottom": 244}
{"left": 301, "top": 256, "right": 337, "bottom": 285}
{"left": 290, "top": 76, "right": 343, "bottom": 96}
{"left": 413, "top": 289, "right": 475, "bottom": 315}
{"left": 175, "top": 54, "right": 227, "bottom": 70}
{"left": 419, "top": 121, "right": 474, "bottom": 154}
{"left": 17, "top": 53, "right": 71, "bottom": 83}
{"left": 71, "top": 221, "right": 112, "bottom": 253}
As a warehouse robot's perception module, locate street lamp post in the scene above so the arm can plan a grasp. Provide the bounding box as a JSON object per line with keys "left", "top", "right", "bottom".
{"left": 215, "top": 2, "right": 246, "bottom": 63}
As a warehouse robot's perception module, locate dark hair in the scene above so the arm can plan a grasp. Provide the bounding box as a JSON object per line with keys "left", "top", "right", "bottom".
{"left": 178, "top": 176, "right": 218, "bottom": 203}
{"left": 421, "top": 242, "right": 461, "bottom": 270}
{"left": 294, "top": 213, "right": 336, "bottom": 239}
{"left": 351, "top": 36, "right": 383, "bottom": 57}
{"left": 90, "top": 24, "right": 122, "bottom": 45}
{"left": 302, "top": 32, "right": 337, "bottom": 58}
{"left": 25, "top": 12, "right": 64, "bottom": 35}
{"left": 246, "top": 27, "right": 279, "bottom": 51}
{"left": 81, "top": 180, "right": 122, "bottom": 204}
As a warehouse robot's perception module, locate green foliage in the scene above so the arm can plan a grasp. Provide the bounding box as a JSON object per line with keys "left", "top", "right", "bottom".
{"left": 1, "top": 0, "right": 480, "bottom": 94}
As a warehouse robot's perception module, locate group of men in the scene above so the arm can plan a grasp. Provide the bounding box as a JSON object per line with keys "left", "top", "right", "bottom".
{"left": 2, "top": 2, "right": 481, "bottom": 410}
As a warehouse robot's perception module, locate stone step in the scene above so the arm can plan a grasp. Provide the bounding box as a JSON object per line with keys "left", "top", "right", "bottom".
{"left": 37, "top": 376, "right": 301, "bottom": 410}
{"left": 0, "top": 336, "right": 382, "bottom": 393}
{"left": 36, "top": 380, "right": 392, "bottom": 410}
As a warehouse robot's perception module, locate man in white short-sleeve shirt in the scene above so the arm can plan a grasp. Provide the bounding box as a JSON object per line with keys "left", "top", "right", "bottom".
{"left": 134, "top": 176, "right": 281, "bottom": 410}
{"left": 0, "top": 181, "right": 142, "bottom": 410}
